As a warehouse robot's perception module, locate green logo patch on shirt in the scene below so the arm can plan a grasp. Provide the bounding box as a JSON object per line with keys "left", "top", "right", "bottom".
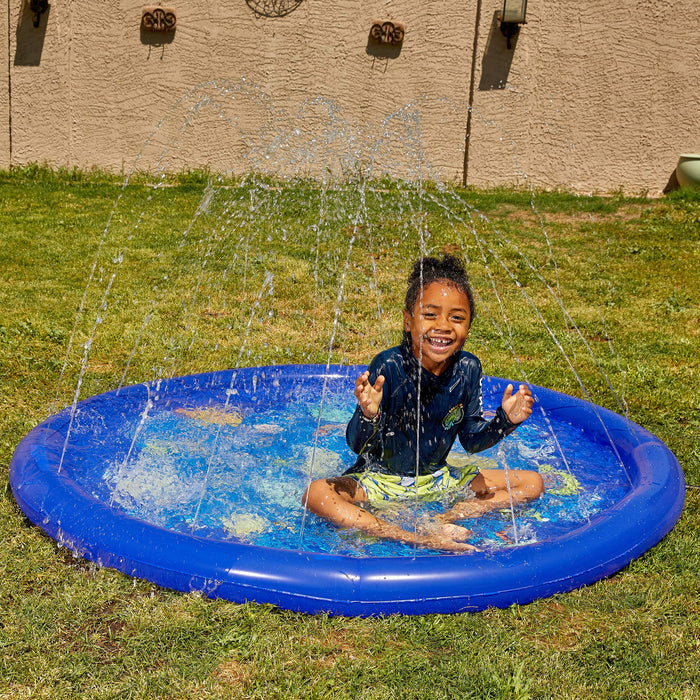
{"left": 442, "top": 403, "right": 464, "bottom": 430}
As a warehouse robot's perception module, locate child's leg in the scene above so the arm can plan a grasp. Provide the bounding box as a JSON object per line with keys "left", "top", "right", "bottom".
{"left": 438, "top": 468, "right": 544, "bottom": 522}
{"left": 302, "top": 477, "right": 478, "bottom": 551}
{"left": 302, "top": 477, "right": 373, "bottom": 530}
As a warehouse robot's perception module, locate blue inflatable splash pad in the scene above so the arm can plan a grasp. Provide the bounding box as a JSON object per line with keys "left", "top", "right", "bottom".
{"left": 10, "top": 365, "right": 685, "bottom": 615}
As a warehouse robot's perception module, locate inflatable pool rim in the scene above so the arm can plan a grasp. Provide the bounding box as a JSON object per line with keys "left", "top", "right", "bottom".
{"left": 9, "top": 364, "right": 685, "bottom": 616}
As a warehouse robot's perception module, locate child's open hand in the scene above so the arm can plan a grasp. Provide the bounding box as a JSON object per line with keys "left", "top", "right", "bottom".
{"left": 417, "top": 521, "right": 479, "bottom": 553}
{"left": 354, "top": 371, "right": 385, "bottom": 420}
{"left": 501, "top": 383, "right": 534, "bottom": 425}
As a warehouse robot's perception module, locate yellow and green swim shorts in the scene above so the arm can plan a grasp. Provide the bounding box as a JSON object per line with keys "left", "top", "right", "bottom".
{"left": 350, "top": 461, "right": 481, "bottom": 503}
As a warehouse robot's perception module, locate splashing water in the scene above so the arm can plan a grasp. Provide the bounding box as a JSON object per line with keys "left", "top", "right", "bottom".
{"left": 47, "top": 81, "right": 644, "bottom": 555}
{"left": 59, "top": 369, "right": 629, "bottom": 557}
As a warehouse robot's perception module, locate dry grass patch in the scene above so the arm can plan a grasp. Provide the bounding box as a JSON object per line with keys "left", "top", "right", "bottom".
{"left": 211, "top": 658, "right": 253, "bottom": 685}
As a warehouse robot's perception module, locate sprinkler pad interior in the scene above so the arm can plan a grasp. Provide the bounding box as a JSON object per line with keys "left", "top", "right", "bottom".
{"left": 10, "top": 364, "right": 685, "bottom": 616}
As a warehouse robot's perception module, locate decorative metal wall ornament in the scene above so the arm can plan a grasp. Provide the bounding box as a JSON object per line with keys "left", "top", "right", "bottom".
{"left": 369, "top": 20, "right": 405, "bottom": 46}
{"left": 244, "top": 0, "right": 305, "bottom": 18}
{"left": 141, "top": 6, "right": 177, "bottom": 32}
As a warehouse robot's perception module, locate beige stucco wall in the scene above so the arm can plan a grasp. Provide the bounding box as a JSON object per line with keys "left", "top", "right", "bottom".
{"left": 3, "top": 0, "right": 699, "bottom": 193}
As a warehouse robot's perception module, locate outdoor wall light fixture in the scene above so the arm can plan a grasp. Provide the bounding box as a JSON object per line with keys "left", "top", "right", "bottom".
{"left": 498, "top": 0, "right": 527, "bottom": 49}
{"left": 28, "top": 0, "right": 48, "bottom": 27}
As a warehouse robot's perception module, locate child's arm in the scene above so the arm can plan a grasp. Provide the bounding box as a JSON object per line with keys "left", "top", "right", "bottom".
{"left": 457, "top": 361, "right": 531, "bottom": 454}
{"left": 353, "top": 370, "right": 385, "bottom": 419}
{"left": 500, "top": 383, "right": 534, "bottom": 424}
{"left": 346, "top": 370, "right": 386, "bottom": 457}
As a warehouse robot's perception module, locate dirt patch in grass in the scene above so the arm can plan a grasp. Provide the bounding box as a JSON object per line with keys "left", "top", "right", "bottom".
{"left": 211, "top": 658, "right": 252, "bottom": 685}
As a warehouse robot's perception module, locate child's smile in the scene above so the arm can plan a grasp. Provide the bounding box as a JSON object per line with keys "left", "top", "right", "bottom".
{"left": 403, "top": 280, "right": 471, "bottom": 376}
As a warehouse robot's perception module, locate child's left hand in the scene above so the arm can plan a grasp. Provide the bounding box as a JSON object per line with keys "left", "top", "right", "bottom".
{"left": 501, "top": 384, "right": 534, "bottom": 425}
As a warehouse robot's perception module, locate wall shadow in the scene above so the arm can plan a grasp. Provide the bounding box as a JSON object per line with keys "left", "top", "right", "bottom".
{"left": 663, "top": 169, "right": 680, "bottom": 193}
{"left": 365, "top": 36, "right": 402, "bottom": 61}
{"left": 14, "top": 2, "right": 50, "bottom": 66}
{"left": 478, "top": 10, "right": 517, "bottom": 91}
{"left": 140, "top": 26, "right": 176, "bottom": 47}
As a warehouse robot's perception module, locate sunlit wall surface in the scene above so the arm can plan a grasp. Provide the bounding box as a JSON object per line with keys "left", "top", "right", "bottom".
{"left": 1, "top": 0, "right": 698, "bottom": 194}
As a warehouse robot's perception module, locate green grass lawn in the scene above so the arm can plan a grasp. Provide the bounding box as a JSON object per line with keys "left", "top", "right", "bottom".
{"left": 0, "top": 167, "right": 698, "bottom": 699}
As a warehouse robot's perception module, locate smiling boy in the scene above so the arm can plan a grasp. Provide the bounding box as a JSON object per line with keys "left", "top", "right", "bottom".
{"left": 303, "top": 255, "right": 544, "bottom": 551}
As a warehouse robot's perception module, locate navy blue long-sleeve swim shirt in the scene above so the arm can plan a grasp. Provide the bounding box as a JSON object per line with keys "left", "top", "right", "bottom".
{"left": 344, "top": 340, "right": 516, "bottom": 477}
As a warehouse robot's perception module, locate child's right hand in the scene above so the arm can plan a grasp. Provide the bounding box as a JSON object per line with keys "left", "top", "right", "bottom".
{"left": 418, "top": 522, "right": 479, "bottom": 553}
{"left": 354, "top": 371, "right": 385, "bottom": 420}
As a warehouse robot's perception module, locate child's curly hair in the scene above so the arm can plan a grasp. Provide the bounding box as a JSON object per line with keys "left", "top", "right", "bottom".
{"left": 404, "top": 254, "right": 475, "bottom": 326}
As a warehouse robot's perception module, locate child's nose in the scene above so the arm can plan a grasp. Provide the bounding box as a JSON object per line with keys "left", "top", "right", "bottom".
{"left": 436, "top": 314, "right": 450, "bottom": 328}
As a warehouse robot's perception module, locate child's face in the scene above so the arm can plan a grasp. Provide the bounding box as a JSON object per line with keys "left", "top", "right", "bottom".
{"left": 403, "top": 280, "right": 471, "bottom": 376}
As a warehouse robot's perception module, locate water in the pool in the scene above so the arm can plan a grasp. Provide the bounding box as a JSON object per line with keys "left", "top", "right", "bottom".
{"left": 61, "top": 378, "right": 630, "bottom": 558}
